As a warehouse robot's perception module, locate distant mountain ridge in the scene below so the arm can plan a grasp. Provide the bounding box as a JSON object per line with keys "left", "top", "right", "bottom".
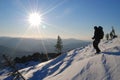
{"left": 0, "top": 37, "right": 90, "bottom": 57}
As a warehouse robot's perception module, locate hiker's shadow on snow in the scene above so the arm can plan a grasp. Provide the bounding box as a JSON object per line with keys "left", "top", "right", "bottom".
{"left": 103, "top": 52, "right": 120, "bottom": 56}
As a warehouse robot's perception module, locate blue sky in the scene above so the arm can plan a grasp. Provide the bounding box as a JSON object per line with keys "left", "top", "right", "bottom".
{"left": 0, "top": 0, "right": 120, "bottom": 40}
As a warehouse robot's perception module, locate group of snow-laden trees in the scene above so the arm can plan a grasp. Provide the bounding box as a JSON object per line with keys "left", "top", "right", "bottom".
{"left": 106, "top": 27, "right": 118, "bottom": 40}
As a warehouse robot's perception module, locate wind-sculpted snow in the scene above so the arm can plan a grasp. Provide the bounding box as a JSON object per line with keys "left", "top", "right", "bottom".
{"left": 0, "top": 38, "right": 120, "bottom": 80}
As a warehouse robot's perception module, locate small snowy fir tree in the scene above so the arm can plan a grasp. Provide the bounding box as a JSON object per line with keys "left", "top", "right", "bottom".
{"left": 55, "top": 35, "right": 63, "bottom": 54}
{"left": 106, "top": 33, "right": 109, "bottom": 40}
{"left": 110, "top": 26, "right": 117, "bottom": 39}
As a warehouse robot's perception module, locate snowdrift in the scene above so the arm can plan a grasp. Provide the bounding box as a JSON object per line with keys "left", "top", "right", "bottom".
{"left": 0, "top": 38, "right": 120, "bottom": 80}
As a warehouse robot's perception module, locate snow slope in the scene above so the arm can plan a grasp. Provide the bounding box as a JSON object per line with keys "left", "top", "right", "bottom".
{"left": 0, "top": 38, "right": 120, "bottom": 80}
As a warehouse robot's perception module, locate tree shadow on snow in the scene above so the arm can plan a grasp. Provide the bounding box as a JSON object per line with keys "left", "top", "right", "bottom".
{"left": 29, "top": 49, "right": 80, "bottom": 80}
{"left": 29, "top": 53, "right": 67, "bottom": 80}
{"left": 102, "top": 52, "right": 120, "bottom": 56}
{"left": 54, "top": 49, "right": 79, "bottom": 76}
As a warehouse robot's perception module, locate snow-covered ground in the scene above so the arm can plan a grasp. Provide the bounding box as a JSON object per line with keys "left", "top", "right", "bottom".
{"left": 0, "top": 38, "right": 120, "bottom": 80}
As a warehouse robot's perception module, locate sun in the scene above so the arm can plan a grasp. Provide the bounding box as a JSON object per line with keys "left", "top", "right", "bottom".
{"left": 28, "top": 12, "right": 42, "bottom": 26}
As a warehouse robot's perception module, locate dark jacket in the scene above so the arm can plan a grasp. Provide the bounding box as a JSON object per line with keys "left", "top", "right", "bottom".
{"left": 93, "top": 28, "right": 101, "bottom": 40}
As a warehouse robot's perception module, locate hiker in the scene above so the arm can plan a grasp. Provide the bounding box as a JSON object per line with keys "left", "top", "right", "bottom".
{"left": 92, "top": 26, "right": 104, "bottom": 54}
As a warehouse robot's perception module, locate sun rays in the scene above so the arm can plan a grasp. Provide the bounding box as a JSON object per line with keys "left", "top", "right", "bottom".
{"left": 17, "top": 0, "right": 70, "bottom": 58}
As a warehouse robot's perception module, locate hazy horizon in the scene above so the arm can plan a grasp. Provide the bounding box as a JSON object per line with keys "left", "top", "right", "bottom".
{"left": 0, "top": 36, "right": 92, "bottom": 41}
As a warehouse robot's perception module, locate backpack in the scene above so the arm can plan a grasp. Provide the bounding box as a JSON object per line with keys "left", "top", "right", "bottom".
{"left": 98, "top": 26, "right": 104, "bottom": 39}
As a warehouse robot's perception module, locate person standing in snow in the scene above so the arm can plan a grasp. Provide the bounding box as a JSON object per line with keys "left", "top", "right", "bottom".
{"left": 92, "top": 26, "right": 104, "bottom": 54}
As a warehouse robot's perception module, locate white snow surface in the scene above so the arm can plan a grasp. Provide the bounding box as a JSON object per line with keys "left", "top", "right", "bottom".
{"left": 0, "top": 38, "right": 120, "bottom": 80}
